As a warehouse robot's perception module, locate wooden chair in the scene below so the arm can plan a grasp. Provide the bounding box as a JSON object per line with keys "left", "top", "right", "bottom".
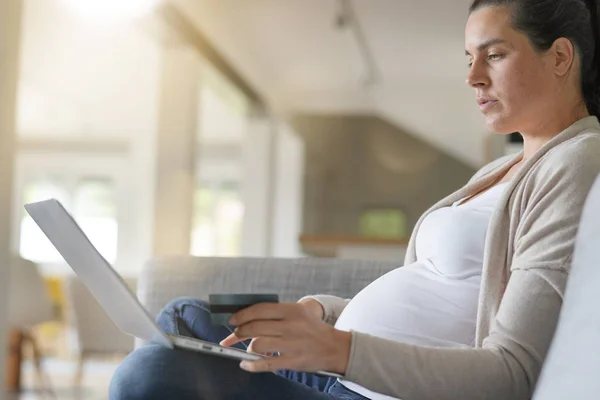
{"left": 5, "top": 256, "right": 55, "bottom": 393}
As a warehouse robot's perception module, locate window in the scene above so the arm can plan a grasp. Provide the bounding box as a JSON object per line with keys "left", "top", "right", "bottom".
{"left": 190, "top": 182, "right": 243, "bottom": 257}
{"left": 359, "top": 208, "right": 407, "bottom": 239}
{"left": 19, "top": 176, "right": 118, "bottom": 265}
{"left": 72, "top": 179, "right": 118, "bottom": 262}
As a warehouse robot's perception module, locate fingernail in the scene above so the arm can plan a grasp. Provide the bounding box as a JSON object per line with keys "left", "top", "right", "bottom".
{"left": 240, "top": 361, "right": 250, "bottom": 370}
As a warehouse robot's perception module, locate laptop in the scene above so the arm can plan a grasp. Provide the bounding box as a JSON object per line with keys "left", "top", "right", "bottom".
{"left": 24, "top": 199, "right": 342, "bottom": 378}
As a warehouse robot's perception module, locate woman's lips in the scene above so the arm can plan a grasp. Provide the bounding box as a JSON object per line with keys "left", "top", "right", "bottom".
{"left": 478, "top": 100, "right": 498, "bottom": 113}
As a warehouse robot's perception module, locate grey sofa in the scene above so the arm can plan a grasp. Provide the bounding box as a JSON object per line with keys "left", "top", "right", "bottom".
{"left": 137, "top": 257, "right": 399, "bottom": 320}
{"left": 137, "top": 174, "right": 600, "bottom": 399}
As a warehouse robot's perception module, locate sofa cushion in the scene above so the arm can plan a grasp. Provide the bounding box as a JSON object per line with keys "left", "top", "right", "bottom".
{"left": 533, "top": 173, "right": 600, "bottom": 399}
{"left": 138, "top": 256, "right": 399, "bottom": 320}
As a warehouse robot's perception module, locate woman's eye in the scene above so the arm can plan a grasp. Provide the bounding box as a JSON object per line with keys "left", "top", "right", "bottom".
{"left": 468, "top": 53, "right": 502, "bottom": 68}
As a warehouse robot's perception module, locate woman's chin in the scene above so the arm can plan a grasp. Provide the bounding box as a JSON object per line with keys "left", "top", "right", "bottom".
{"left": 484, "top": 114, "right": 515, "bottom": 134}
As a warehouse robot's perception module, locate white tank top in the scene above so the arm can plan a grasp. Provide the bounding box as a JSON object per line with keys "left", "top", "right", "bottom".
{"left": 334, "top": 182, "right": 509, "bottom": 399}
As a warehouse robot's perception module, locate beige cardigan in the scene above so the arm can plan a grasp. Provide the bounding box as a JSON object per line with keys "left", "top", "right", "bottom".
{"left": 311, "top": 116, "right": 600, "bottom": 399}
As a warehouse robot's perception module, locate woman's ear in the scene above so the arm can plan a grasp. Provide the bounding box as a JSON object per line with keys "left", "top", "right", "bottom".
{"left": 551, "top": 37, "right": 576, "bottom": 77}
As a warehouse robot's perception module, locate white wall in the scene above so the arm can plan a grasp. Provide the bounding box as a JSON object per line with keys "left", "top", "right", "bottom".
{"left": 375, "top": 82, "right": 488, "bottom": 167}
{"left": 240, "top": 115, "right": 306, "bottom": 258}
{"left": 271, "top": 122, "right": 305, "bottom": 258}
{"left": 241, "top": 112, "right": 275, "bottom": 257}
{"left": 282, "top": 82, "right": 489, "bottom": 168}
{"left": 17, "top": 0, "right": 161, "bottom": 139}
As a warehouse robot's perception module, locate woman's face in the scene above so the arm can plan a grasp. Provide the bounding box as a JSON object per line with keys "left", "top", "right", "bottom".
{"left": 465, "top": 6, "right": 557, "bottom": 134}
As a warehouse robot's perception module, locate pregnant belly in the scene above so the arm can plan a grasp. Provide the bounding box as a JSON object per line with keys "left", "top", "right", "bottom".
{"left": 334, "top": 261, "right": 481, "bottom": 347}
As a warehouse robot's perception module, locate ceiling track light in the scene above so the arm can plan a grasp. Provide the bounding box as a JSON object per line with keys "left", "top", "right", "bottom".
{"left": 334, "top": 0, "right": 382, "bottom": 87}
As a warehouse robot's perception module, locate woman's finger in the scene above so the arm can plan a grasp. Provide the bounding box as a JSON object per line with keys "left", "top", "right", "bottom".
{"left": 247, "top": 337, "right": 287, "bottom": 355}
{"left": 239, "top": 355, "right": 298, "bottom": 373}
{"left": 219, "top": 332, "right": 243, "bottom": 347}
{"left": 220, "top": 319, "right": 286, "bottom": 347}
{"left": 230, "top": 303, "right": 299, "bottom": 326}
{"left": 246, "top": 337, "right": 260, "bottom": 354}
{"left": 234, "top": 320, "right": 286, "bottom": 341}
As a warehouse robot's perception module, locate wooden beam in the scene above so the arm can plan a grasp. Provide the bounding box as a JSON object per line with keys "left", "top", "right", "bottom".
{"left": 156, "top": 3, "right": 263, "bottom": 107}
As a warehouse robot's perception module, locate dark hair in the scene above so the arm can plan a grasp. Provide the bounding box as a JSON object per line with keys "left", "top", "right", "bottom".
{"left": 469, "top": 0, "right": 600, "bottom": 119}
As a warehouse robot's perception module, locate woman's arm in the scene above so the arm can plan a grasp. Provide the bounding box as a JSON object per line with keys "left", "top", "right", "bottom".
{"left": 297, "top": 295, "right": 351, "bottom": 325}
{"left": 297, "top": 297, "right": 325, "bottom": 319}
{"left": 343, "top": 269, "right": 566, "bottom": 400}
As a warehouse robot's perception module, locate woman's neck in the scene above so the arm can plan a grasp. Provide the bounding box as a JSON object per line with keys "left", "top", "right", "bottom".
{"left": 520, "top": 104, "right": 590, "bottom": 160}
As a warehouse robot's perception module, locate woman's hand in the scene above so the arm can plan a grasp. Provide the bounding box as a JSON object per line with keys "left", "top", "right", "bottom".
{"left": 219, "top": 302, "right": 351, "bottom": 375}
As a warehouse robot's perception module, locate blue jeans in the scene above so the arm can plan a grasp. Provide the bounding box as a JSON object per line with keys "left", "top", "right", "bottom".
{"left": 109, "top": 298, "right": 369, "bottom": 400}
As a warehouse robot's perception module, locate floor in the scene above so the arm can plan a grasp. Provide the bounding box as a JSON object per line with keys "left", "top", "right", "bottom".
{"left": 3, "top": 320, "right": 124, "bottom": 399}
{"left": 6, "top": 357, "right": 121, "bottom": 400}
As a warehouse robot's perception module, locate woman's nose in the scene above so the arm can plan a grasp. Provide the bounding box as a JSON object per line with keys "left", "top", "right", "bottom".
{"left": 466, "top": 62, "right": 490, "bottom": 88}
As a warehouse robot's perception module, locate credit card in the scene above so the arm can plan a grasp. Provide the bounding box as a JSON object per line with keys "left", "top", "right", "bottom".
{"left": 209, "top": 293, "right": 279, "bottom": 325}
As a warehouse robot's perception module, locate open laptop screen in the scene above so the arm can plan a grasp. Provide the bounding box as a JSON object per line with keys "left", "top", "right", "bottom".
{"left": 24, "top": 199, "right": 172, "bottom": 347}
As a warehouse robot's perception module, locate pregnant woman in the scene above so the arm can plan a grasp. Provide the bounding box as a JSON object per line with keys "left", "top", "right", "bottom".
{"left": 110, "top": 0, "right": 600, "bottom": 399}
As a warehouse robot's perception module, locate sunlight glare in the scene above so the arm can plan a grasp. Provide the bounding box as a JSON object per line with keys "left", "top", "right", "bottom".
{"left": 62, "top": 0, "right": 162, "bottom": 24}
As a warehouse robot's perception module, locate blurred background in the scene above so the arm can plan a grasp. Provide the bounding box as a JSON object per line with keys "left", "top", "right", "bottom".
{"left": 0, "top": 0, "right": 523, "bottom": 398}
